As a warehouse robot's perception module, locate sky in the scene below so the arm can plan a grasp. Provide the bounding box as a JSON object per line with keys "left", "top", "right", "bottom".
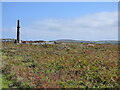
{"left": 2, "top": 2, "right": 118, "bottom": 41}
{"left": 1, "top": 0, "right": 119, "bottom": 2}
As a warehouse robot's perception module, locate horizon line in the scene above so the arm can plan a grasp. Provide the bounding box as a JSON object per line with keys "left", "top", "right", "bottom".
{"left": 0, "top": 38, "right": 119, "bottom": 41}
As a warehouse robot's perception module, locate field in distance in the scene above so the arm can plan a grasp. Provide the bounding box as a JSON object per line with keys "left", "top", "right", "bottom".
{"left": 1, "top": 42, "right": 119, "bottom": 88}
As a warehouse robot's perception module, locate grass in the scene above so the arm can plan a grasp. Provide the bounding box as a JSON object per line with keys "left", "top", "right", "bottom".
{"left": 0, "top": 74, "right": 12, "bottom": 88}
{"left": 0, "top": 74, "right": 2, "bottom": 89}
{"left": 1, "top": 42, "right": 119, "bottom": 88}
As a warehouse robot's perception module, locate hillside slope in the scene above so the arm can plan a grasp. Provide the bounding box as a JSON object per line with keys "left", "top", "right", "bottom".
{"left": 1, "top": 42, "right": 119, "bottom": 88}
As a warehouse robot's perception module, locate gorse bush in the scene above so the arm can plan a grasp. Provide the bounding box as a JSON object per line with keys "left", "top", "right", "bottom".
{"left": 1, "top": 42, "right": 119, "bottom": 88}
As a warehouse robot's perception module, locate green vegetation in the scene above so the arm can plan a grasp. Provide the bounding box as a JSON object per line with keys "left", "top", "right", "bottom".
{"left": 0, "top": 74, "right": 13, "bottom": 88}
{"left": 0, "top": 74, "right": 2, "bottom": 89}
{"left": 1, "top": 42, "right": 119, "bottom": 88}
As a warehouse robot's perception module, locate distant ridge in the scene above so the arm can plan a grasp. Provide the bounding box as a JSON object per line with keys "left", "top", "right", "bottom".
{"left": 1, "top": 38, "right": 119, "bottom": 45}
{"left": 53, "top": 39, "right": 119, "bottom": 45}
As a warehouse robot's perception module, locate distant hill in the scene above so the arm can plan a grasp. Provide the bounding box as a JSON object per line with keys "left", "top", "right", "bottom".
{"left": 53, "top": 39, "right": 91, "bottom": 43}
{"left": 92, "top": 40, "right": 119, "bottom": 45}
{"left": 53, "top": 39, "right": 119, "bottom": 45}
{"left": 1, "top": 38, "right": 119, "bottom": 45}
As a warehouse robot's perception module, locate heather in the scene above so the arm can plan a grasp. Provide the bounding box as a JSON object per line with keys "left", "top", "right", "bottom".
{"left": 1, "top": 42, "right": 119, "bottom": 88}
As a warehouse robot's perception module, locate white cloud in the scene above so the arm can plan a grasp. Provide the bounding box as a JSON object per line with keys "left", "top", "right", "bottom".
{"left": 2, "top": 27, "right": 16, "bottom": 39}
{"left": 3, "top": 11, "right": 118, "bottom": 41}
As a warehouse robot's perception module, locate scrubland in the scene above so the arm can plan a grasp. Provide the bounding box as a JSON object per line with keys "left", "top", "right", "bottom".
{"left": 1, "top": 42, "right": 119, "bottom": 88}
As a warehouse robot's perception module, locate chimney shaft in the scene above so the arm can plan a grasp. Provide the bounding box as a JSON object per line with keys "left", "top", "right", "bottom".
{"left": 17, "top": 20, "right": 21, "bottom": 43}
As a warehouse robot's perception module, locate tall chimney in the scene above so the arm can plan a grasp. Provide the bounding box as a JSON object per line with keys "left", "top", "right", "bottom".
{"left": 16, "top": 20, "right": 21, "bottom": 43}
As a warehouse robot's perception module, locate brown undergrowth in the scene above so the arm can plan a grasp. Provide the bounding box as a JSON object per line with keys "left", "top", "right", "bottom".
{"left": 1, "top": 42, "right": 119, "bottom": 88}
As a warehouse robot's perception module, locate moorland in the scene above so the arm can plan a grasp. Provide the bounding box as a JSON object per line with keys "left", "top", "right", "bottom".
{"left": 1, "top": 41, "right": 119, "bottom": 88}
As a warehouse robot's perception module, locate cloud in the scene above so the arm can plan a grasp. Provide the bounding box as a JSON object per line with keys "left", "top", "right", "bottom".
{"left": 2, "top": 27, "right": 16, "bottom": 39}
{"left": 3, "top": 11, "right": 118, "bottom": 41}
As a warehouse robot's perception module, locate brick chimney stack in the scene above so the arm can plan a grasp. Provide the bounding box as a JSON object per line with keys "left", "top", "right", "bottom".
{"left": 16, "top": 20, "right": 21, "bottom": 43}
